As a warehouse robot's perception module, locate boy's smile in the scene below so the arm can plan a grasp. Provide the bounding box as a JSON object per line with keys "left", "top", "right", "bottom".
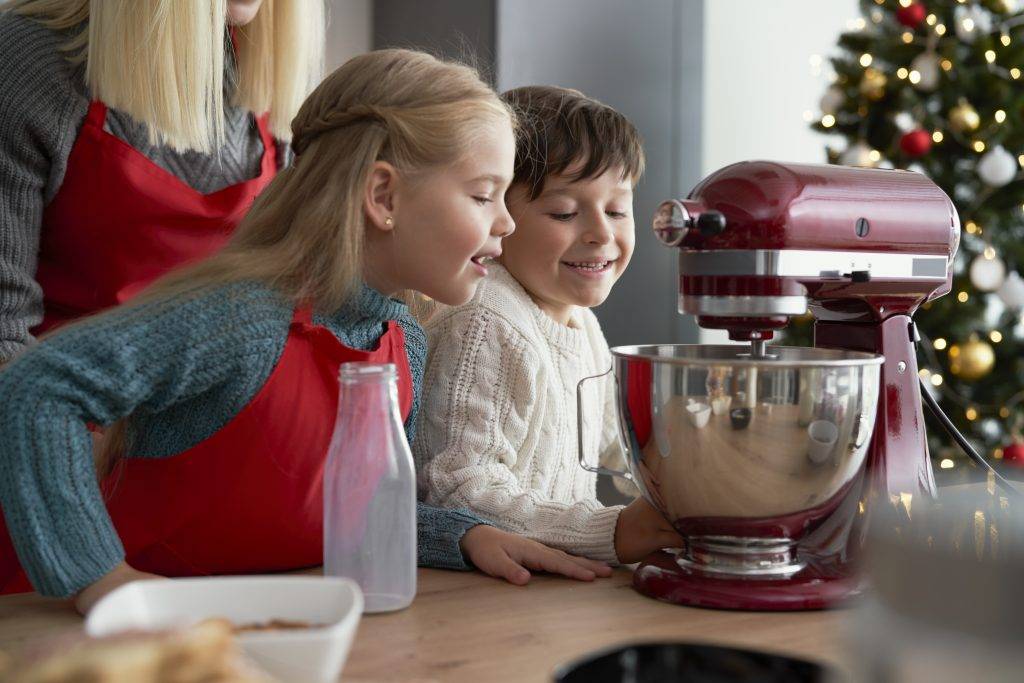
{"left": 500, "top": 165, "right": 635, "bottom": 325}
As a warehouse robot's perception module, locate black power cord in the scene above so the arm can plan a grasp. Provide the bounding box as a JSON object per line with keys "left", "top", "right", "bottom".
{"left": 919, "top": 376, "right": 1022, "bottom": 499}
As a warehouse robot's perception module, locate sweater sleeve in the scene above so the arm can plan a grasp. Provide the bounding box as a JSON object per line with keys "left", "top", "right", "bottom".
{"left": 0, "top": 13, "right": 87, "bottom": 363}
{"left": 0, "top": 284, "right": 291, "bottom": 597}
{"left": 414, "top": 307, "right": 622, "bottom": 563}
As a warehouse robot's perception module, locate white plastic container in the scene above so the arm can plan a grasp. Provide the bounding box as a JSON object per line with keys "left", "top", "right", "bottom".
{"left": 85, "top": 576, "right": 362, "bottom": 683}
{"left": 324, "top": 362, "right": 417, "bottom": 613}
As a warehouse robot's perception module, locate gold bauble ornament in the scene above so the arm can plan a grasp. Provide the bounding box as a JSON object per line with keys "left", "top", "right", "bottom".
{"left": 859, "top": 68, "right": 887, "bottom": 101}
{"left": 948, "top": 99, "right": 981, "bottom": 133}
{"left": 948, "top": 336, "right": 995, "bottom": 380}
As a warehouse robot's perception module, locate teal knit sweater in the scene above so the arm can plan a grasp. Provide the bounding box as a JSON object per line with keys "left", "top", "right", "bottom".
{"left": 0, "top": 281, "right": 486, "bottom": 597}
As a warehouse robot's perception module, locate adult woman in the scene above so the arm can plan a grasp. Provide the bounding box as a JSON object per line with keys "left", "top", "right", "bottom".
{"left": 0, "top": 0, "right": 323, "bottom": 362}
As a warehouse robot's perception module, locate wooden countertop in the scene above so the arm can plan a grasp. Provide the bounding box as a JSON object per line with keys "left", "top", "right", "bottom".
{"left": 0, "top": 567, "right": 850, "bottom": 682}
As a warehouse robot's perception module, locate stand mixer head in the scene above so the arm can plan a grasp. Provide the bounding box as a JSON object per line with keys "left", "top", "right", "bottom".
{"left": 615, "top": 161, "right": 959, "bottom": 610}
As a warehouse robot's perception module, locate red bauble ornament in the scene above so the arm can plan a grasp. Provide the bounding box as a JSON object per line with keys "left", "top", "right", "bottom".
{"left": 1003, "top": 442, "right": 1024, "bottom": 468}
{"left": 896, "top": 2, "right": 927, "bottom": 28}
{"left": 900, "top": 129, "right": 932, "bottom": 157}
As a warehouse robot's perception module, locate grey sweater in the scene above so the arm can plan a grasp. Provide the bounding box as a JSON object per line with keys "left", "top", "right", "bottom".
{"left": 0, "top": 11, "right": 287, "bottom": 363}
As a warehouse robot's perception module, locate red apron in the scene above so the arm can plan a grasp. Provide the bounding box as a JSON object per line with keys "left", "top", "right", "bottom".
{"left": 0, "top": 308, "right": 413, "bottom": 594}
{"left": 33, "top": 100, "right": 278, "bottom": 334}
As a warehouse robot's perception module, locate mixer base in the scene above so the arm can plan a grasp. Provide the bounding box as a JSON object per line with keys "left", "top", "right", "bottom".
{"left": 632, "top": 550, "right": 863, "bottom": 611}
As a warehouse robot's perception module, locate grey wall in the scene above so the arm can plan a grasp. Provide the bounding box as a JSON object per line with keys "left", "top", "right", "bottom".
{"left": 496, "top": 0, "right": 702, "bottom": 348}
{"left": 372, "top": 0, "right": 497, "bottom": 80}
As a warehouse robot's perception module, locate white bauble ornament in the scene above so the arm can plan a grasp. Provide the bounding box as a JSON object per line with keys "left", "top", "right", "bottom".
{"left": 969, "top": 253, "right": 1007, "bottom": 291}
{"left": 910, "top": 51, "right": 941, "bottom": 91}
{"left": 997, "top": 271, "right": 1024, "bottom": 310}
{"left": 955, "top": 5, "right": 992, "bottom": 43}
{"left": 977, "top": 146, "right": 1018, "bottom": 187}
{"left": 840, "top": 141, "right": 876, "bottom": 168}
{"left": 819, "top": 86, "right": 844, "bottom": 115}
{"left": 894, "top": 112, "right": 916, "bottom": 132}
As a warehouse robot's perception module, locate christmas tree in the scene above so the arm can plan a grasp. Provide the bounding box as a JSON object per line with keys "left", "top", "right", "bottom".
{"left": 807, "top": 0, "right": 1024, "bottom": 476}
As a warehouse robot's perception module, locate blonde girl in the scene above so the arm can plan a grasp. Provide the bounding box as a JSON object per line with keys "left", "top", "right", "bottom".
{"left": 0, "top": 49, "right": 611, "bottom": 614}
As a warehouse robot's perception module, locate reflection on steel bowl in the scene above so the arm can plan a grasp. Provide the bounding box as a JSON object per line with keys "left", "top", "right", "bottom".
{"left": 583, "top": 345, "right": 882, "bottom": 579}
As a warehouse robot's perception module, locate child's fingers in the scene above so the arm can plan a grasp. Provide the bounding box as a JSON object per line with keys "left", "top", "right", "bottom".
{"left": 482, "top": 552, "right": 532, "bottom": 586}
{"left": 518, "top": 547, "right": 597, "bottom": 582}
{"left": 563, "top": 554, "right": 613, "bottom": 577}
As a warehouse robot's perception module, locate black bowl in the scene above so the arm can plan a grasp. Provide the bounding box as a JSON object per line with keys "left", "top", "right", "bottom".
{"left": 553, "top": 642, "right": 837, "bottom": 683}
{"left": 730, "top": 407, "right": 752, "bottom": 430}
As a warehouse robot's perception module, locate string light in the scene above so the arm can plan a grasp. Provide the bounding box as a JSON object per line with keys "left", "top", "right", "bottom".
{"left": 1019, "top": 154, "right": 1024, "bottom": 167}
{"left": 995, "top": 110, "right": 1007, "bottom": 123}
{"left": 995, "top": 448, "right": 1004, "bottom": 459}
{"left": 934, "top": 338, "right": 948, "bottom": 350}
{"left": 985, "top": 50, "right": 997, "bottom": 63}
{"left": 869, "top": 150, "right": 882, "bottom": 162}
{"left": 973, "top": 141, "right": 986, "bottom": 153}
{"left": 860, "top": 53, "right": 873, "bottom": 67}
{"left": 1001, "top": 34, "right": 1012, "bottom": 47}
{"left": 926, "top": 14, "right": 937, "bottom": 25}
{"left": 936, "top": 23, "right": 947, "bottom": 35}
{"left": 932, "top": 131, "right": 944, "bottom": 143}
{"left": 822, "top": 114, "right": 836, "bottom": 128}
{"left": 941, "top": 59, "right": 953, "bottom": 71}
{"left": 909, "top": 70, "right": 922, "bottom": 84}
{"left": 958, "top": 291, "right": 970, "bottom": 302}
{"left": 919, "top": 368, "right": 931, "bottom": 378}
{"left": 902, "top": 31, "right": 914, "bottom": 43}
{"left": 966, "top": 407, "right": 978, "bottom": 421}
{"left": 965, "top": 220, "right": 979, "bottom": 234}
{"left": 897, "top": 67, "right": 910, "bottom": 79}
{"left": 1011, "top": 68, "right": 1021, "bottom": 79}
{"left": 898, "top": 0, "right": 912, "bottom": 6}
{"left": 984, "top": 245, "right": 997, "bottom": 259}
{"left": 931, "top": 373, "right": 944, "bottom": 386}
{"left": 1000, "top": 407, "right": 1010, "bottom": 418}
{"left": 962, "top": 18, "right": 976, "bottom": 32}
{"left": 990, "top": 330, "right": 1003, "bottom": 343}
{"left": 940, "top": 458, "right": 955, "bottom": 469}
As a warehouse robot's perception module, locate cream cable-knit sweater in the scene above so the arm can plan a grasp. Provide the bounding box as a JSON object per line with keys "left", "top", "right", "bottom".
{"left": 414, "top": 264, "right": 632, "bottom": 563}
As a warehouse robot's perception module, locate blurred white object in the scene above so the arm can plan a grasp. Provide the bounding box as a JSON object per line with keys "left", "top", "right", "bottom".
{"left": 849, "top": 487, "right": 1024, "bottom": 682}
{"left": 86, "top": 576, "right": 363, "bottom": 683}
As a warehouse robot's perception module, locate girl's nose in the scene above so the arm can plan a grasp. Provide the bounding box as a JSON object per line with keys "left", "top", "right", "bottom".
{"left": 494, "top": 207, "right": 516, "bottom": 238}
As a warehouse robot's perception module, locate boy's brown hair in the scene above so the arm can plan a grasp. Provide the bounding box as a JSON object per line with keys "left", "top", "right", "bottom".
{"left": 501, "top": 85, "right": 645, "bottom": 200}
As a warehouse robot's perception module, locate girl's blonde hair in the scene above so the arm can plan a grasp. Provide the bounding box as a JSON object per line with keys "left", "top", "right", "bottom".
{"left": 94, "top": 48, "right": 512, "bottom": 473}
{"left": 3, "top": 0, "right": 324, "bottom": 152}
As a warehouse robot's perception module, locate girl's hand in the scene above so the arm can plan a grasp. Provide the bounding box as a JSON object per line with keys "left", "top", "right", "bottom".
{"left": 614, "top": 497, "right": 684, "bottom": 564}
{"left": 460, "top": 525, "right": 612, "bottom": 585}
{"left": 74, "top": 562, "right": 163, "bottom": 615}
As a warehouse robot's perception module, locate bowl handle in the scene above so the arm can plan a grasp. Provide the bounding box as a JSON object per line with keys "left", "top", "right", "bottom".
{"left": 577, "top": 367, "right": 633, "bottom": 481}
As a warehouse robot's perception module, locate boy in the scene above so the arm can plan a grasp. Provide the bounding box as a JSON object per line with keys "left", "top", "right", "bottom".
{"left": 413, "top": 86, "right": 682, "bottom": 564}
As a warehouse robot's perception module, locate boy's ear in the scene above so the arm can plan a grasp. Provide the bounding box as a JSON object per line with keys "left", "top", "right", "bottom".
{"left": 364, "top": 161, "right": 399, "bottom": 232}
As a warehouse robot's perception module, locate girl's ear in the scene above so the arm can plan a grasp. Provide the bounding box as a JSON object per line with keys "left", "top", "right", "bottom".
{"left": 364, "top": 161, "right": 400, "bottom": 232}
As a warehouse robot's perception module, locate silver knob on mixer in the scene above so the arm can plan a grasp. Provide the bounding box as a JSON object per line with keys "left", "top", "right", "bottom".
{"left": 653, "top": 199, "right": 690, "bottom": 247}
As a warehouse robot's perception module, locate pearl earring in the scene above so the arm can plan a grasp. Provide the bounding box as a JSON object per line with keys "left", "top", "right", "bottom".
{"left": 384, "top": 217, "right": 393, "bottom": 226}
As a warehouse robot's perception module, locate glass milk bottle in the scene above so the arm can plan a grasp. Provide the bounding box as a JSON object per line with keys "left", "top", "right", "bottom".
{"left": 324, "top": 362, "right": 416, "bottom": 612}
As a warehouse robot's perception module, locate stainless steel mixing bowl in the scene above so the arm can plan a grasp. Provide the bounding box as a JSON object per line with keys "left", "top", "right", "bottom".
{"left": 578, "top": 345, "right": 883, "bottom": 578}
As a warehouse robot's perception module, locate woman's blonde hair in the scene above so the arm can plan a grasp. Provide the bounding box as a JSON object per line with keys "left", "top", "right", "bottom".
{"left": 93, "top": 48, "right": 512, "bottom": 474}
{"left": 3, "top": 0, "right": 324, "bottom": 152}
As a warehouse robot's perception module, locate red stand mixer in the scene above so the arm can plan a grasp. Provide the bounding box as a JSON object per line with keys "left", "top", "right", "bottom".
{"left": 586, "top": 161, "right": 960, "bottom": 611}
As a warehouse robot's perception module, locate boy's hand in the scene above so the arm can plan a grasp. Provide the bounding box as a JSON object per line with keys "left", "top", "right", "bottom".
{"left": 614, "top": 497, "right": 684, "bottom": 564}
{"left": 74, "top": 562, "right": 163, "bottom": 615}
{"left": 460, "top": 525, "right": 612, "bottom": 585}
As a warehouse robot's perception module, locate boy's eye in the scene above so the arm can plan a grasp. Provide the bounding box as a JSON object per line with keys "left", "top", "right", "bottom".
{"left": 548, "top": 212, "right": 577, "bottom": 222}
{"left": 473, "top": 196, "right": 493, "bottom": 205}
{"left": 607, "top": 211, "right": 629, "bottom": 219}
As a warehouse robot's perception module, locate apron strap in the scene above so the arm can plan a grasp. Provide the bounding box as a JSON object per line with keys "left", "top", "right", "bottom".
{"left": 291, "top": 307, "right": 314, "bottom": 327}
{"left": 86, "top": 101, "right": 108, "bottom": 128}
